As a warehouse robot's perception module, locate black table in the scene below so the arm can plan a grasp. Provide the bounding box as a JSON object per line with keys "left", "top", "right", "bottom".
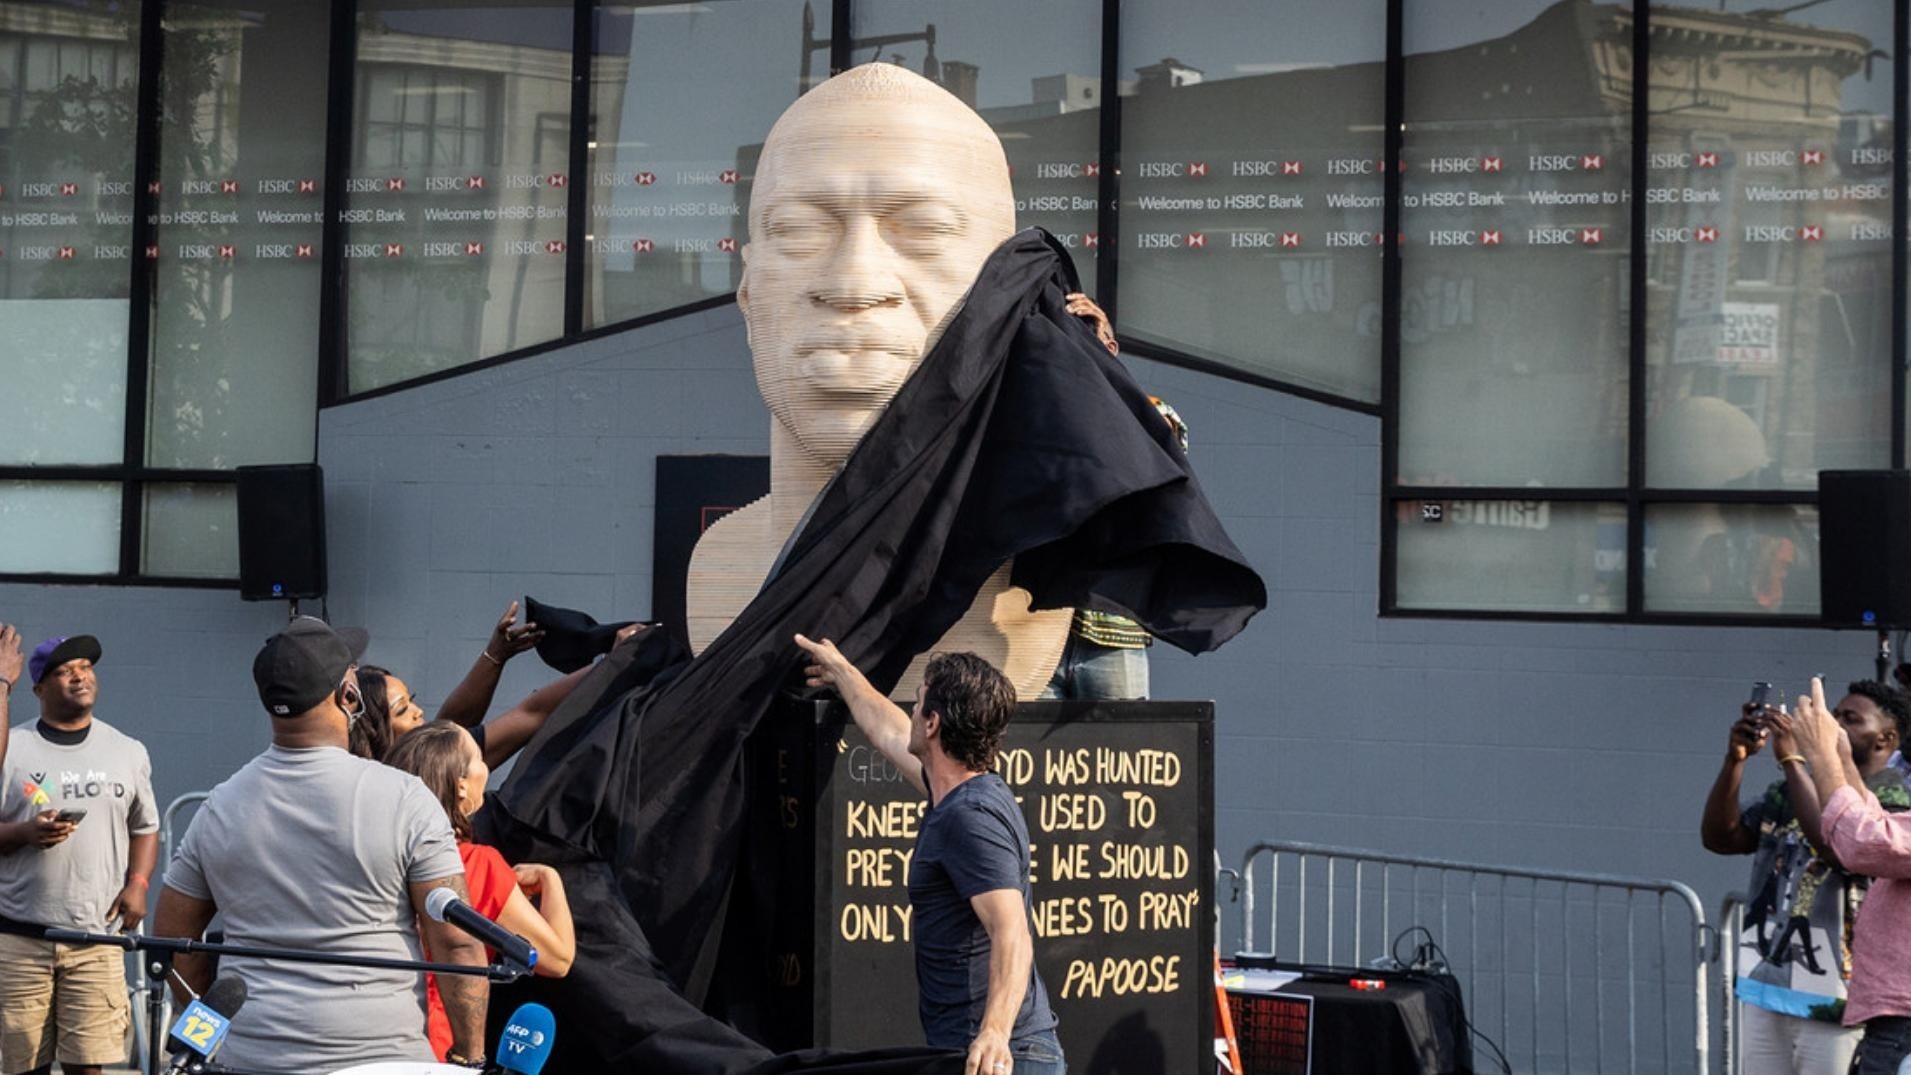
{"left": 1228, "top": 970, "right": 1472, "bottom": 1075}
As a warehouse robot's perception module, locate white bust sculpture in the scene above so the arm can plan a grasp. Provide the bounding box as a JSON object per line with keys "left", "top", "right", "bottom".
{"left": 685, "top": 63, "right": 1070, "bottom": 697}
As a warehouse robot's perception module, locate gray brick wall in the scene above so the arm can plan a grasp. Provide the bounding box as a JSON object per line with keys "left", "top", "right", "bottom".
{"left": 1, "top": 304, "right": 1874, "bottom": 945}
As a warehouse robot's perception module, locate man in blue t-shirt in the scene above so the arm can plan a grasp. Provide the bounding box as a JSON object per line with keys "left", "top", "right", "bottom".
{"left": 796, "top": 634, "right": 1064, "bottom": 1075}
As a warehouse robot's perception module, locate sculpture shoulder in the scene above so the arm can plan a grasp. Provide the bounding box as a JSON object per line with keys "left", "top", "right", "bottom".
{"left": 686, "top": 497, "right": 775, "bottom": 654}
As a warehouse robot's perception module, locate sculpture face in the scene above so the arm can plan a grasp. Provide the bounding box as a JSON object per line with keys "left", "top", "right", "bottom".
{"left": 739, "top": 66, "right": 1016, "bottom": 468}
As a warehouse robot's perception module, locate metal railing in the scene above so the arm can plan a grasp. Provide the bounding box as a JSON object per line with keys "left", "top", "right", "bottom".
{"left": 127, "top": 791, "right": 212, "bottom": 1073}
{"left": 1225, "top": 840, "right": 1714, "bottom": 1075}
{"left": 1716, "top": 894, "right": 1746, "bottom": 1075}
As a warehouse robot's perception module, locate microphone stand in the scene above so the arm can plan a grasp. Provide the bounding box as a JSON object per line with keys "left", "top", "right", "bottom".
{"left": 39, "top": 925, "right": 528, "bottom": 1075}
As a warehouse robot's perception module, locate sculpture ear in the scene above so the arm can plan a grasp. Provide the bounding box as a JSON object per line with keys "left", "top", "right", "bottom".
{"left": 735, "top": 244, "right": 752, "bottom": 316}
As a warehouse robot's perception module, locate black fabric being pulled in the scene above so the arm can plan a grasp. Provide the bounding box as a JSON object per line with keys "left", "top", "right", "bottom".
{"left": 478, "top": 228, "right": 1266, "bottom": 1073}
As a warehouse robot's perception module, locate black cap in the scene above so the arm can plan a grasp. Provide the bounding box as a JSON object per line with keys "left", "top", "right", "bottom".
{"left": 252, "top": 616, "right": 369, "bottom": 717}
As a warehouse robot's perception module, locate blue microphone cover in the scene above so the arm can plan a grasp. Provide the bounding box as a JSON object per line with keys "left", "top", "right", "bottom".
{"left": 496, "top": 1002, "right": 555, "bottom": 1075}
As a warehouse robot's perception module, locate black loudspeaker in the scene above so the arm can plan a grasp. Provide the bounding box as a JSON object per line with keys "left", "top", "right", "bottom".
{"left": 1819, "top": 469, "right": 1911, "bottom": 627}
{"left": 236, "top": 464, "right": 327, "bottom": 601}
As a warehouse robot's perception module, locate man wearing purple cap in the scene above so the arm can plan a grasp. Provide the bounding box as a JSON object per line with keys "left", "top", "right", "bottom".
{"left": 0, "top": 632, "right": 158, "bottom": 1075}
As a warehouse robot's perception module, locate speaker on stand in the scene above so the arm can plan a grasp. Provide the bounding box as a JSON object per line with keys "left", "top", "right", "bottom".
{"left": 1817, "top": 470, "right": 1911, "bottom": 681}
{"left": 236, "top": 464, "right": 328, "bottom": 617}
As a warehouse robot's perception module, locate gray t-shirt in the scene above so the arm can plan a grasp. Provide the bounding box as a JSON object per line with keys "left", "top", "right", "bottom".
{"left": 163, "top": 745, "right": 463, "bottom": 1072}
{"left": 0, "top": 718, "right": 157, "bottom": 930}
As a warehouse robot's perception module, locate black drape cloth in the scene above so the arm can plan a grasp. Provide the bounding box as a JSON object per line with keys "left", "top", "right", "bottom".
{"left": 479, "top": 228, "right": 1266, "bottom": 1072}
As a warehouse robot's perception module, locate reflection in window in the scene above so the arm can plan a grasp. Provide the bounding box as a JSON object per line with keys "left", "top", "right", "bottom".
{"left": 0, "top": 481, "right": 121, "bottom": 574}
{"left": 1396, "top": 499, "right": 1624, "bottom": 613}
{"left": 1644, "top": 0, "right": 1892, "bottom": 491}
{"left": 1644, "top": 504, "right": 1819, "bottom": 615}
{"left": 854, "top": 1, "right": 1102, "bottom": 287}
{"left": 142, "top": 482, "right": 237, "bottom": 578}
{"left": 147, "top": 2, "right": 326, "bottom": 469}
{"left": 1120, "top": 0, "right": 1386, "bottom": 402}
{"left": 345, "top": 0, "right": 573, "bottom": 394}
{"left": 0, "top": 1, "right": 138, "bottom": 465}
{"left": 585, "top": 1, "right": 817, "bottom": 327}
{"left": 1397, "top": 0, "right": 1630, "bottom": 488}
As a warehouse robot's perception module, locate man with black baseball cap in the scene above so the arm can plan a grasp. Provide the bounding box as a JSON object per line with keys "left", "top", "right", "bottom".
{"left": 0, "top": 631, "right": 158, "bottom": 1075}
{"left": 153, "top": 617, "right": 491, "bottom": 1071}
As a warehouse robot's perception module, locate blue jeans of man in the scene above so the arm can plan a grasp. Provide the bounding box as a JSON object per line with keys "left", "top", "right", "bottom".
{"left": 1009, "top": 1026, "right": 1066, "bottom": 1075}
{"left": 1039, "top": 636, "right": 1149, "bottom": 701}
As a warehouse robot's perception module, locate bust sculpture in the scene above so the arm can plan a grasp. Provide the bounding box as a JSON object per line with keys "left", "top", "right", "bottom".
{"left": 685, "top": 63, "right": 1069, "bottom": 696}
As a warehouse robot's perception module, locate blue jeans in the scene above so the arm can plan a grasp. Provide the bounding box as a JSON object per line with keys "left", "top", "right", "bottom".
{"left": 1010, "top": 1027, "right": 1066, "bottom": 1075}
{"left": 1854, "top": 1015, "right": 1911, "bottom": 1075}
{"left": 1039, "top": 636, "right": 1149, "bottom": 700}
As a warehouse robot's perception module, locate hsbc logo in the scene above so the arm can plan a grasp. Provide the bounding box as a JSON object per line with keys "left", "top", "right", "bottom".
{"left": 636, "top": 172, "right": 656, "bottom": 186}
{"left": 98, "top": 181, "right": 130, "bottom": 196}
{"left": 345, "top": 177, "right": 407, "bottom": 193}
{"left": 1743, "top": 224, "right": 1822, "bottom": 242}
{"left": 1326, "top": 231, "right": 1384, "bottom": 248}
{"left": 1696, "top": 151, "right": 1720, "bottom": 168}
{"left": 1049, "top": 232, "right": 1099, "bottom": 248}
{"left": 1227, "top": 231, "right": 1301, "bottom": 248}
{"left": 1426, "top": 230, "right": 1488, "bottom": 247}
{"left": 424, "top": 175, "right": 486, "bottom": 191}
{"left": 1231, "top": 161, "right": 1305, "bottom": 177}
{"left": 1424, "top": 156, "right": 1477, "bottom": 174}
{"left": 719, "top": 170, "right": 739, "bottom": 185}
{"left": 1327, "top": 159, "right": 1380, "bottom": 175}
{"left": 1741, "top": 150, "right": 1797, "bottom": 168}
{"left": 718, "top": 236, "right": 739, "bottom": 252}
{"left": 1134, "top": 232, "right": 1203, "bottom": 249}
{"left": 256, "top": 178, "right": 319, "bottom": 195}
{"left": 19, "top": 182, "right": 73, "bottom": 198}
{"left": 253, "top": 243, "right": 315, "bottom": 259}
{"left": 60, "top": 182, "right": 78, "bottom": 196}
{"left": 1527, "top": 227, "right": 1588, "bottom": 245}
{"left": 221, "top": 179, "right": 240, "bottom": 194}
{"left": 1136, "top": 162, "right": 1206, "bottom": 178}
{"left": 1649, "top": 226, "right": 1719, "bottom": 244}
{"left": 633, "top": 238, "right": 654, "bottom": 253}
{"left": 593, "top": 171, "right": 658, "bottom": 187}
{"left": 217, "top": 244, "right": 235, "bottom": 259}
{"left": 1033, "top": 163, "right": 1095, "bottom": 178}
{"left": 543, "top": 239, "right": 566, "bottom": 255}
{"left": 1481, "top": 156, "right": 1503, "bottom": 172}
{"left": 1802, "top": 149, "right": 1824, "bottom": 166}
{"left": 58, "top": 246, "right": 77, "bottom": 259}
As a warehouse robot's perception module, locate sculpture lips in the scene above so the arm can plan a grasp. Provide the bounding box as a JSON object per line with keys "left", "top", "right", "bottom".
{"left": 798, "top": 349, "right": 914, "bottom": 394}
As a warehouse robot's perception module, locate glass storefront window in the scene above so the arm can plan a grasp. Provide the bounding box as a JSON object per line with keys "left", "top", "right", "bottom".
{"left": 345, "top": 0, "right": 574, "bottom": 394}
{"left": 0, "top": 1, "right": 138, "bottom": 466}
{"left": 586, "top": 0, "right": 819, "bottom": 327}
{"left": 1644, "top": 503, "right": 1819, "bottom": 616}
{"left": 1395, "top": 499, "right": 1625, "bottom": 614}
{"left": 854, "top": 1, "right": 1102, "bottom": 288}
{"left": 1120, "top": 0, "right": 1387, "bottom": 403}
{"left": 1396, "top": 0, "right": 1630, "bottom": 488}
{"left": 142, "top": 481, "right": 237, "bottom": 577}
{"left": 0, "top": 480, "right": 121, "bottom": 574}
{"left": 1644, "top": 0, "right": 1892, "bottom": 491}
{"left": 147, "top": 1, "right": 327, "bottom": 469}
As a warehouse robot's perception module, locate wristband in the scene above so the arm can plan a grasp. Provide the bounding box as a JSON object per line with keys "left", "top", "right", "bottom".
{"left": 479, "top": 648, "right": 504, "bottom": 667}
{"left": 446, "top": 1052, "right": 487, "bottom": 1069}
{"left": 1779, "top": 754, "right": 1808, "bottom": 767}
{"left": 0, "top": 675, "right": 10, "bottom": 691}
{"left": 125, "top": 874, "right": 149, "bottom": 889}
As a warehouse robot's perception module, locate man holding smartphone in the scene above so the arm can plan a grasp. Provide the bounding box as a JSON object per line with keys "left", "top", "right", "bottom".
{"left": 1701, "top": 679, "right": 1911, "bottom": 1075}
{"left": 0, "top": 634, "right": 158, "bottom": 1075}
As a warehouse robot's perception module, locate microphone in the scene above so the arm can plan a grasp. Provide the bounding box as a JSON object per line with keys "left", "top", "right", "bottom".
{"left": 166, "top": 976, "right": 247, "bottom": 1072}
{"left": 425, "top": 886, "right": 537, "bottom": 972}
{"left": 495, "top": 1002, "right": 556, "bottom": 1075}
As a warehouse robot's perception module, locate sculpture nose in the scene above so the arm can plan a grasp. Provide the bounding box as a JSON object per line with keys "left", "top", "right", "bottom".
{"left": 811, "top": 216, "right": 905, "bottom": 312}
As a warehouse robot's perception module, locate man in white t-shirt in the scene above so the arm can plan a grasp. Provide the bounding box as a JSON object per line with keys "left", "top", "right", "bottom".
{"left": 0, "top": 634, "right": 158, "bottom": 1075}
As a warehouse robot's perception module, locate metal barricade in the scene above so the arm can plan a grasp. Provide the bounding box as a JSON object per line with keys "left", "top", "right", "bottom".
{"left": 131, "top": 791, "right": 211, "bottom": 1073}
{"left": 1717, "top": 894, "right": 1745, "bottom": 1075}
{"left": 1226, "top": 840, "right": 1714, "bottom": 1075}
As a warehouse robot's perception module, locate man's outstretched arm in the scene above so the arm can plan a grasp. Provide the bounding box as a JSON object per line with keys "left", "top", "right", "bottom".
{"left": 795, "top": 634, "right": 925, "bottom": 795}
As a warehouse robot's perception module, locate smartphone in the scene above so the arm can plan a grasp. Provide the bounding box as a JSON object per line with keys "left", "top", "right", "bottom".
{"left": 54, "top": 807, "right": 86, "bottom": 824}
{"left": 1749, "top": 682, "right": 1773, "bottom": 713}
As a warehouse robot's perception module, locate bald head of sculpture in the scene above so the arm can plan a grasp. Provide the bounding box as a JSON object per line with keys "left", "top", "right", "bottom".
{"left": 738, "top": 63, "right": 1017, "bottom": 470}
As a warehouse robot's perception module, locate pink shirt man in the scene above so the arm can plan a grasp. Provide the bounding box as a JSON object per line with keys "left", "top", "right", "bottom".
{"left": 1823, "top": 784, "right": 1911, "bottom": 1025}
